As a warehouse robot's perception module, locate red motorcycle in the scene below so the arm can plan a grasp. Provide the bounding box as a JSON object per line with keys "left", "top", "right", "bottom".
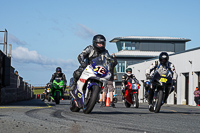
{"left": 124, "top": 80, "right": 140, "bottom": 108}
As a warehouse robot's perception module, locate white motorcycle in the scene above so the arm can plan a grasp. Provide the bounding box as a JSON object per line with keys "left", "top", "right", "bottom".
{"left": 70, "top": 55, "right": 111, "bottom": 114}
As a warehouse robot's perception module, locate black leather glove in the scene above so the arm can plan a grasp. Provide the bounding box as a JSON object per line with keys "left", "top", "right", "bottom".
{"left": 80, "top": 62, "right": 87, "bottom": 68}
{"left": 146, "top": 74, "right": 151, "bottom": 79}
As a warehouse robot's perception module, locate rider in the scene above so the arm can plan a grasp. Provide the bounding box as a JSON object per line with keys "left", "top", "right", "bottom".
{"left": 69, "top": 34, "right": 111, "bottom": 99}
{"left": 49, "top": 67, "right": 67, "bottom": 99}
{"left": 146, "top": 52, "right": 177, "bottom": 108}
{"left": 122, "top": 68, "right": 139, "bottom": 100}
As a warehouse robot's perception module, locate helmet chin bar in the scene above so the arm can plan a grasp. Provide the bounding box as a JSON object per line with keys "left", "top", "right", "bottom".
{"left": 93, "top": 42, "right": 106, "bottom": 51}
{"left": 126, "top": 73, "right": 131, "bottom": 76}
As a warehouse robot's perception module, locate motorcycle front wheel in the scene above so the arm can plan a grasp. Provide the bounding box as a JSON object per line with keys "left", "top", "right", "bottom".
{"left": 132, "top": 94, "right": 139, "bottom": 108}
{"left": 55, "top": 91, "right": 60, "bottom": 104}
{"left": 83, "top": 85, "right": 100, "bottom": 114}
{"left": 154, "top": 90, "right": 163, "bottom": 113}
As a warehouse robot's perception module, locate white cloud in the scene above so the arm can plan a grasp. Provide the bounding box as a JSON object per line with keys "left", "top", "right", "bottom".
{"left": 9, "top": 34, "right": 28, "bottom": 45}
{"left": 75, "top": 24, "right": 97, "bottom": 39}
{"left": 12, "top": 46, "right": 78, "bottom": 70}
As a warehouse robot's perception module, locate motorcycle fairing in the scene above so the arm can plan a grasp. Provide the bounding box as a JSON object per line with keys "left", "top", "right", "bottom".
{"left": 74, "top": 88, "right": 84, "bottom": 108}
{"left": 125, "top": 82, "right": 133, "bottom": 104}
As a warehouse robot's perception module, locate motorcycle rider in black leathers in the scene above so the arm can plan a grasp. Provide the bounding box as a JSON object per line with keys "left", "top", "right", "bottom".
{"left": 69, "top": 34, "right": 111, "bottom": 99}
{"left": 146, "top": 52, "right": 177, "bottom": 109}
{"left": 49, "top": 67, "right": 67, "bottom": 99}
{"left": 122, "top": 68, "right": 139, "bottom": 100}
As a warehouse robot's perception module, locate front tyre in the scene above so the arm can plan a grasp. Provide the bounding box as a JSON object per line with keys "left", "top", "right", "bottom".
{"left": 83, "top": 85, "right": 100, "bottom": 114}
{"left": 55, "top": 91, "right": 60, "bottom": 104}
{"left": 70, "top": 98, "right": 80, "bottom": 112}
{"left": 133, "top": 94, "right": 139, "bottom": 108}
{"left": 154, "top": 90, "right": 163, "bottom": 113}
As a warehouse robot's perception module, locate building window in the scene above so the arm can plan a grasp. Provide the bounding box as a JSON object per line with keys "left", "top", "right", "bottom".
{"left": 116, "top": 61, "right": 125, "bottom": 73}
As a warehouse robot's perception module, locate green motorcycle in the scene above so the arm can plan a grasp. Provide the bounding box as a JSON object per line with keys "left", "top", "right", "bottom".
{"left": 51, "top": 79, "right": 64, "bottom": 104}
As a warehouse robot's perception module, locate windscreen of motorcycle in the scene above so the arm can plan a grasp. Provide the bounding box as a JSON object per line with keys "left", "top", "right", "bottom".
{"left": 156, "top": 69, "right": 170, "bottom": 77}
{"left": 128, "top": 79, "right": 137, "bottom": 90}
{"left": 91, "top": 56, "right": 110, "bottom": 77}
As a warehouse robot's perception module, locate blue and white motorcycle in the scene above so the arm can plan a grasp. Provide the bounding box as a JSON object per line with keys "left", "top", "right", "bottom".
{"left": 70, "top": 56, "right": 111, "bottom": 114}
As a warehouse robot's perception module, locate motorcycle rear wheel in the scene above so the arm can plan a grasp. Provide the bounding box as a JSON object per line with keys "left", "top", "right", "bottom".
{"left": 83, "top": 85, "right": 100, "bottom": 114}
{"left": 154, "top": 90, "right": 163, "bottom": 113}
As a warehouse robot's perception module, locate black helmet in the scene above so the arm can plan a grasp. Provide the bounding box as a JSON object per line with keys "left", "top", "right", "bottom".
{"left": 56, "top": 67, "right": 62, "bottom": 73}
{"left": 93, "top": 34, "right": 106, "bottom": 51}
{"left": 159, "top": 52, "right": 169, "bottom": 65}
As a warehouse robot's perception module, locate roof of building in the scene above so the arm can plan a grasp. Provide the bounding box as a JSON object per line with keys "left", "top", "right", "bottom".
{"left": 128, "top": 46, "right": 200, "bottom": 66}
{"left": 110, "top": 36, "right": 191, "bottom": 43}
{"left": 115, "top": 50, "right": 174, "bottom": 57}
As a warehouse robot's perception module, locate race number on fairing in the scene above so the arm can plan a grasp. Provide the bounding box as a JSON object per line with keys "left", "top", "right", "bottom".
{"left": 93, "top": 66, "right": 106, "bottom": 75}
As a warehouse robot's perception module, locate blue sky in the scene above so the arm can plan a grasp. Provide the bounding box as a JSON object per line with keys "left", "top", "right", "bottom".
{"left": 0, "top": 0, "right": 200, "bottom": 86}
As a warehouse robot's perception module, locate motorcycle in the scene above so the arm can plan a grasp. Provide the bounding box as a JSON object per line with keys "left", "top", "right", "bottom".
{"left": 70, "top": 56, "right": 111, "bottom": 114}
{"left": 149, "top": 69, "right": 173, "bottom": 113}
{"left": 42, "top": 87, "right": 51, "bottom": 102}
{"left": 51, "top": 79, "right": 64, "bottom": 104}
{"left": 124, "top": 79, "right": 140, "bottom": 108}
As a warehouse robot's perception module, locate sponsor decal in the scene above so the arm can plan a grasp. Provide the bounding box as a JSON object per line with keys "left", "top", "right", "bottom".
{"left": 79, "top": 78, "right": 87, "bottom": 83}
{"left": 78, "top": 93, "right": 82, "bottom": 98}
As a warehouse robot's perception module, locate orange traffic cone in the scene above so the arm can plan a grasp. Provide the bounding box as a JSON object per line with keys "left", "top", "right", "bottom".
{"left": 105, "top": 90, "right": 110, "bottom": 107}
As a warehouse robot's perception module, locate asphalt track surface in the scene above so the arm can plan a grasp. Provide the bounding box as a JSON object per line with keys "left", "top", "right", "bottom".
{"left": 0, "top": 99, "right": 200, "bottom": 133}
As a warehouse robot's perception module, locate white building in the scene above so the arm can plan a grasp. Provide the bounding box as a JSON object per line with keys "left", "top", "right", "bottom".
{"left": 128, "top": 47, "right": 200, "bottom": 106}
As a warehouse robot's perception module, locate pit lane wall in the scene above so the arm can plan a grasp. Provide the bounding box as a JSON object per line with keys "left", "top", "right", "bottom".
{"left": 128, "top": 47, "right": 200, "bottom": 106}
{"left": 0, "top": 50, "right": 33, "bottom": 105}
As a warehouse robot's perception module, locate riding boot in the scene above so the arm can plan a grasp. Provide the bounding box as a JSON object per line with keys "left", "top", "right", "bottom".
{"left": 164, "top": 88, "right": 170, "bottom": 103}
{"left": 148, "top": 89, "right": 154, "bottom": 104}
{"left": 69, "top": 79, "right": 77, "bottom": 100}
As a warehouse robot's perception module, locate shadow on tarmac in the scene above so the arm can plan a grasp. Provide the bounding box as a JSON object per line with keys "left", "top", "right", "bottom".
{"left": 3, "top": 99, "right": 49, "bottom": 107}
{"left": 159, "top": 111, "right": 200, "bottom": 115}
{"left": 91, "top": 111, "right": 150, "bottom": 115}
